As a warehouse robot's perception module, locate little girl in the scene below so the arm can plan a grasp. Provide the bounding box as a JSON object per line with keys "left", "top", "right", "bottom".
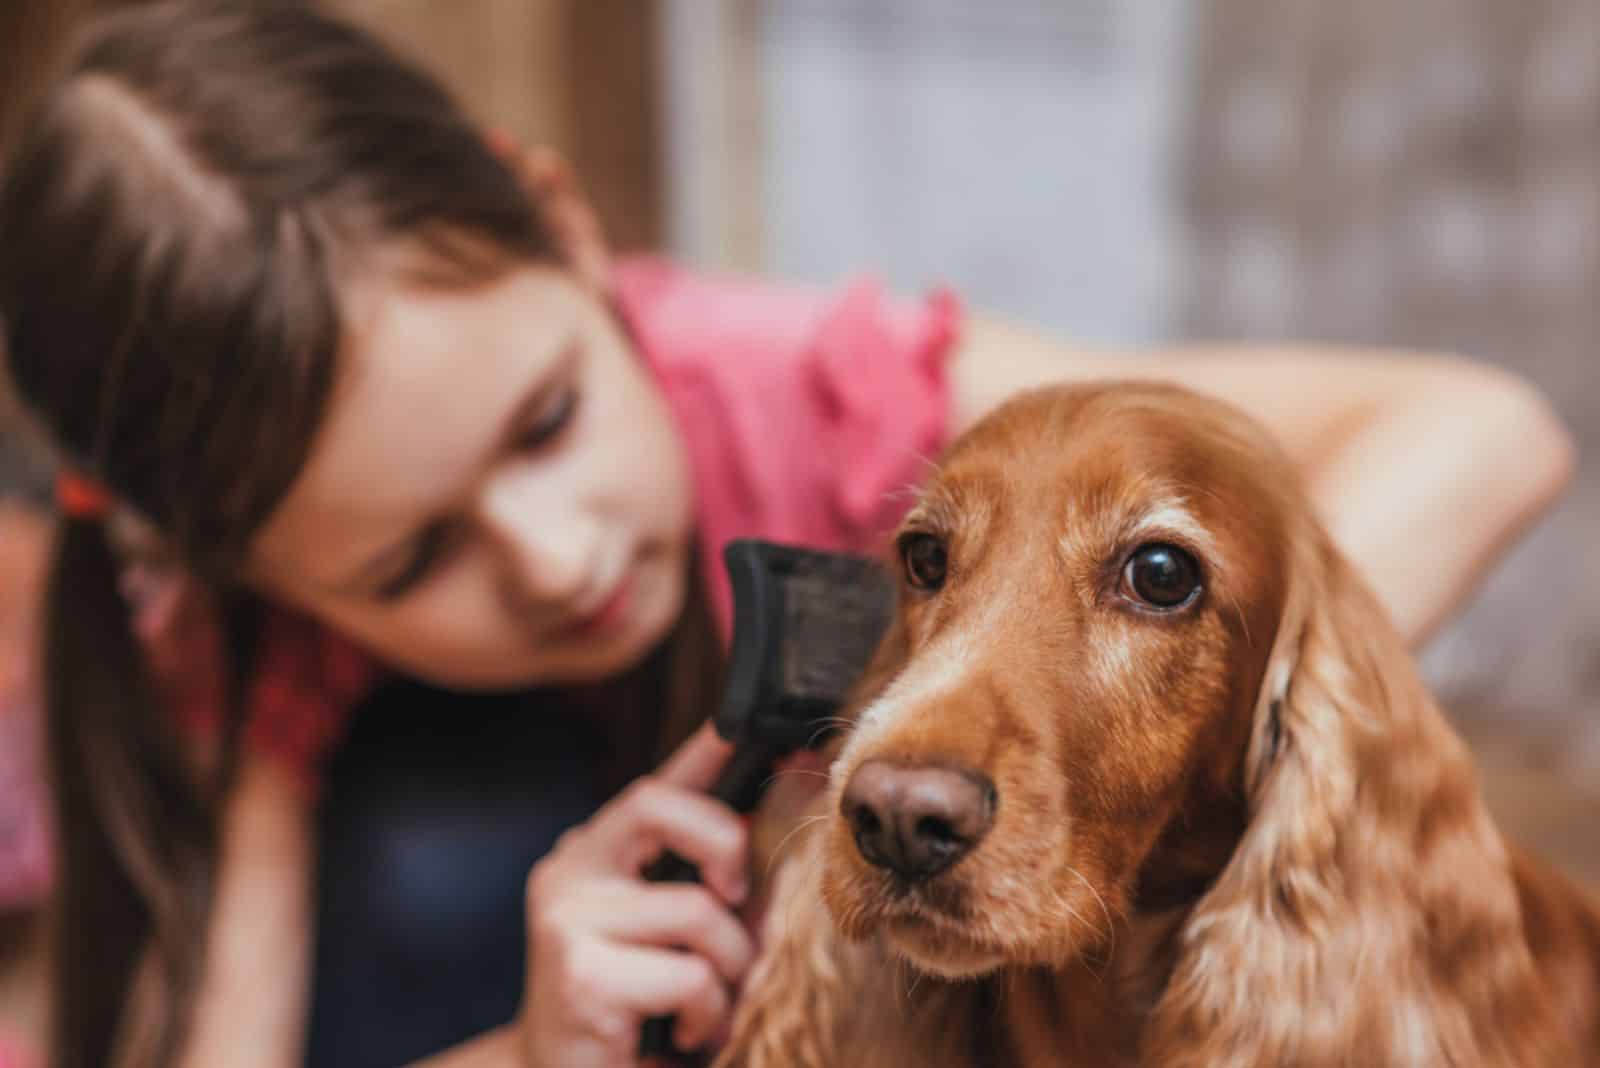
{"left": 0, "top": 3, "right": 1574, "bottom": 1067}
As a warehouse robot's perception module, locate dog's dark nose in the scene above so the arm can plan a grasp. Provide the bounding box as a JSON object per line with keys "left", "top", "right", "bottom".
{"left": 842, "top": 760, "right": 995, "bottom": 881}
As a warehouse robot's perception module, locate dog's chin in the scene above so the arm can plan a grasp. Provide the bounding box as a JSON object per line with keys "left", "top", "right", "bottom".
{"left": 823, "top": 867, "right": 1010, "bottom": 979}
{"left": 881, "top": 916, "right": 1008, "bottom": 978}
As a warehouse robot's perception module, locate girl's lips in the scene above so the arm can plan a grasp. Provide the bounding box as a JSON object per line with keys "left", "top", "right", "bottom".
{"left": 558, "top": 571, "right": 635, "bottom": 640}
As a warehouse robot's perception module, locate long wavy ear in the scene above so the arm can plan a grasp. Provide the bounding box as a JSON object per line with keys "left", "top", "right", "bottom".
{"left": 1144, "top": 530, "right": 1561, "bottom": 1068}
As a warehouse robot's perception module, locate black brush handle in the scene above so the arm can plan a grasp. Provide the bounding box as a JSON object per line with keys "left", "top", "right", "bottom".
{"left": 637, "top": 1015, "right": 706, "bottom": 1067}
{"left": 637, "top": 741, "right": 784, "bottom": 1063}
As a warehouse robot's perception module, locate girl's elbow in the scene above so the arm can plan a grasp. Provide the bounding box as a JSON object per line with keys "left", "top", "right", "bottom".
{"left": 1451, "top": 361, "right": 1577, "bottom": 511}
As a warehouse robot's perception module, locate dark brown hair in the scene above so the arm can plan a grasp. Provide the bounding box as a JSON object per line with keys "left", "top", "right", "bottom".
{"left": 0, "top": 3, "right": 570, "bottom": 1064}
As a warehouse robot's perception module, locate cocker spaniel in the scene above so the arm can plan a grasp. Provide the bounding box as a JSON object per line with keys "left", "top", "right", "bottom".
{"left": 721, "top": 381, "right": 1600, "bottom": 1067}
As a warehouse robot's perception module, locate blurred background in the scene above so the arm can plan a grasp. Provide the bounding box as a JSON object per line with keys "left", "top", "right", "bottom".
{"left": 0, "top": 0, "right": 1596, "bottom": 1040}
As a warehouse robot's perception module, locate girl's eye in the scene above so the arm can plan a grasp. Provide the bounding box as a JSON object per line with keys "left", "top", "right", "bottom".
{"left": 1121, "top": 543, "right": 1202, "bottom": 610}
{"left": 376, "top": 521, "right": 464, "bottom": 602}
{"left": 373, "top": 385, "right": 577, "bottom": 603}
{"left": 518, "top": 385, "right": 579, "bottom": 450}
{"left": 899, "top": 532, "right": 948, "bottom": 592}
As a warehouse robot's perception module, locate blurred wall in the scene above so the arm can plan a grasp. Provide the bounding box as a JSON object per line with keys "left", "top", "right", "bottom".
{"left": 669, "top": 0, "right": 1197, "bottom": 344}
{"left": 1180, "top": 0, "right": 1599, "bottom": 757}
{"left": 326, "top": 0, "right": 664, "bottom": 252}
{"left": 0, "top": 0, "right": 111, "bottom": 163}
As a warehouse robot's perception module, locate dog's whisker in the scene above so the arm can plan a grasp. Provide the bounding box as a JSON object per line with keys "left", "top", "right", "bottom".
{"left": 813, "top": 715, "right": 857, "bottom": 732}
{"left": 806, "top": 717, "right": 857, "bottom": 748}
{"left": 1046, "top": 891, "right": 1109, "bottom": 988}
{"left": 769, "top": 768, "right": 831, "bottom": 781}
{"left": 888, "top": 952, "right": 912, "bottom": 1008}
{"left": 765, "top": 813, "right": 832, "bottom": 879}
{"left": 1218, "top": 581, "right": 1252, "bottom": 649}
{"left": 1065, "top": 865, "right": 1118, "bottom": 962}
{"left": 906, "top": 961, "right": 925, "bottom": 1000}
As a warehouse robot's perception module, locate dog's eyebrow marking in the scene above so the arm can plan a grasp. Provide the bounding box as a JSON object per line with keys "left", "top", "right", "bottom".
{"left": 842, "top": 620, "right": 985, "bottom": 760}
{"left": 903, "top": 491, "right": 963, "bottom": 534}
{"left": 1127, "top": 499, "right": 1222, "bottom": 568}
{"left": 856, "top": 633, "right": 971, "bottom": 729}
{"left": 1057, "top": 494, "right": 1224, "bottom": 573}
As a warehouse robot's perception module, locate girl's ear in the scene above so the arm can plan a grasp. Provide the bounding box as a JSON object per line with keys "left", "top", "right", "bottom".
{"left": 486, "top": 131, "right": 612, "bottom": 292}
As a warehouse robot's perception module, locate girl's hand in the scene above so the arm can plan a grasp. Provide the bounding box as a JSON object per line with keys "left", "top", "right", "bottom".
{"left": 518, "top": 723, "right": 753, "bottom": 1067}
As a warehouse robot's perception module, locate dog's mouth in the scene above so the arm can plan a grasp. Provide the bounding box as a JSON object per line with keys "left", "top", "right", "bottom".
{"left": 825, "top": 797, "right": 1119, "bottom": 980}
{"left": 831, "top": 838, "right": 969, "bottom": 906}
{"left": 823, "top": 827, "right": 1013, "bottom": 976}
{"left": 867, "top": 889, "right": 1009, "bottom": 978}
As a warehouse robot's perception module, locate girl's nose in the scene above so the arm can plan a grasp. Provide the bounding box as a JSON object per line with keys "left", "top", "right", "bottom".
{"left": 479, "top": 473, "right": 599, "bottom": 607}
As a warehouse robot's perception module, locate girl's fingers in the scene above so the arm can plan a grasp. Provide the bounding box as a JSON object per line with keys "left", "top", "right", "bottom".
{"left": 597, "top": 942, "right": 732, "bottom": 1053}
{"left": 580, "top": 882, "right": 754, "bottom": 987}
{"left": 587, "top": 776, "right": 748, "bottom": 905}
{"left": 654, "top": 721, "right": 734, "bottom": 792}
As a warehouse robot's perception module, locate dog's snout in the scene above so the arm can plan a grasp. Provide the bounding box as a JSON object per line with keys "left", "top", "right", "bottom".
{"left": 842, "top": 760, "right": 996, "bottom": 881}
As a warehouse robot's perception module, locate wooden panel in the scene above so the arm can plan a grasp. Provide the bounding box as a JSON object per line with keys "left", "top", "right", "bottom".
{"left": 0, "top": 0, "right": 100, "bottom": 163}
{"left": 1181, "top": 0, "right": 1600, "bottom": 766}
{"left": 326, "top": 0, "right": 663, "bottom": 250}
{"left": 325, "top": 0, "right": 574, "bottom": 149}
{"left": 566, "top": 0, "right": 664, "bottom": 253}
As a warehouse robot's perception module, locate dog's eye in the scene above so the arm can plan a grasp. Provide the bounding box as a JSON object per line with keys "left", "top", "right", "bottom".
{"left": 1122, "top": 543, "right": 1201, "bottom": 609}
{"left": 900, "top": 533, "right": 948, "bottom": 592}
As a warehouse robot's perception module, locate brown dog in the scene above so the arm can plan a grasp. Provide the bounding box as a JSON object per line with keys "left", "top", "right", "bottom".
{"left": 721, "top": 381, "right": 1600, "bottom": 1067}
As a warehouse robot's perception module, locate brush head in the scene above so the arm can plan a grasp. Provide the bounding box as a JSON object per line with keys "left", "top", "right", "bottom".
{"left": 716, "top": 539, "right": 895, "bottom": 754}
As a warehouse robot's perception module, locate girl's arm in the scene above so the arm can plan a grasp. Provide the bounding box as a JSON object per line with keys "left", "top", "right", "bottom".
{"left": 179, "top": 756, "right": 316, "bottom": 1068}
{"left": 950, "top": 316, "right": 1577, "bottom": 647}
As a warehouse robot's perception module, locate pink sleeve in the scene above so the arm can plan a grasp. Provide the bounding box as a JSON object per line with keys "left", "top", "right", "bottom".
{"left": 612, "top": 258, "right": 962, "bottom": 637}
{"left": 805, "top": 279, "right": 959, "bottom": 550}
{"left": 131, "top": 572, "right": 381, "bottom": 797}
{"left": 0, "top": 688, "right": 52, "bottom": 910}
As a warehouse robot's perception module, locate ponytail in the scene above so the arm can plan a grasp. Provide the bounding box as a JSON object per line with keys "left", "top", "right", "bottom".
{"left": 43, "top": 518, "right": 219, "bottom": 1068}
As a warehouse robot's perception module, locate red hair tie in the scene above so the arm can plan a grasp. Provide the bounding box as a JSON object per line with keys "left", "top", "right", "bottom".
{"left": 55, "top": 471, "right": 112, "bottom": 519}
{"left": 484, "top": 126, "right": 517, "bottom": 160}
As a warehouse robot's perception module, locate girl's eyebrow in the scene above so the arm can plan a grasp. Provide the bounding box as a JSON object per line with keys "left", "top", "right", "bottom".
{"left": 332, "top": 338, "right": 580, "bottom": 596}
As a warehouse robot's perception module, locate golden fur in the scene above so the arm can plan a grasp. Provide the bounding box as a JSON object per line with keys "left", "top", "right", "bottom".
{"left": 720, "top": 382, "right": 1600, "bottom": 1067}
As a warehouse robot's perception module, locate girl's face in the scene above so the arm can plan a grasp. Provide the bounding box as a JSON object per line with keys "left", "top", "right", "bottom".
{"left": 250, "top": 257, "right": 693, "bottom": 690}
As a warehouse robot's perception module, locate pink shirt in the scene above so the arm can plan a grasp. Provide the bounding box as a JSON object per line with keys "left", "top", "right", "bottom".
{"left": 0, "top": 258, "right": 961, "bottom": 907}
{"left": 612, "top": 256, "right": 959, "bottom": 639}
